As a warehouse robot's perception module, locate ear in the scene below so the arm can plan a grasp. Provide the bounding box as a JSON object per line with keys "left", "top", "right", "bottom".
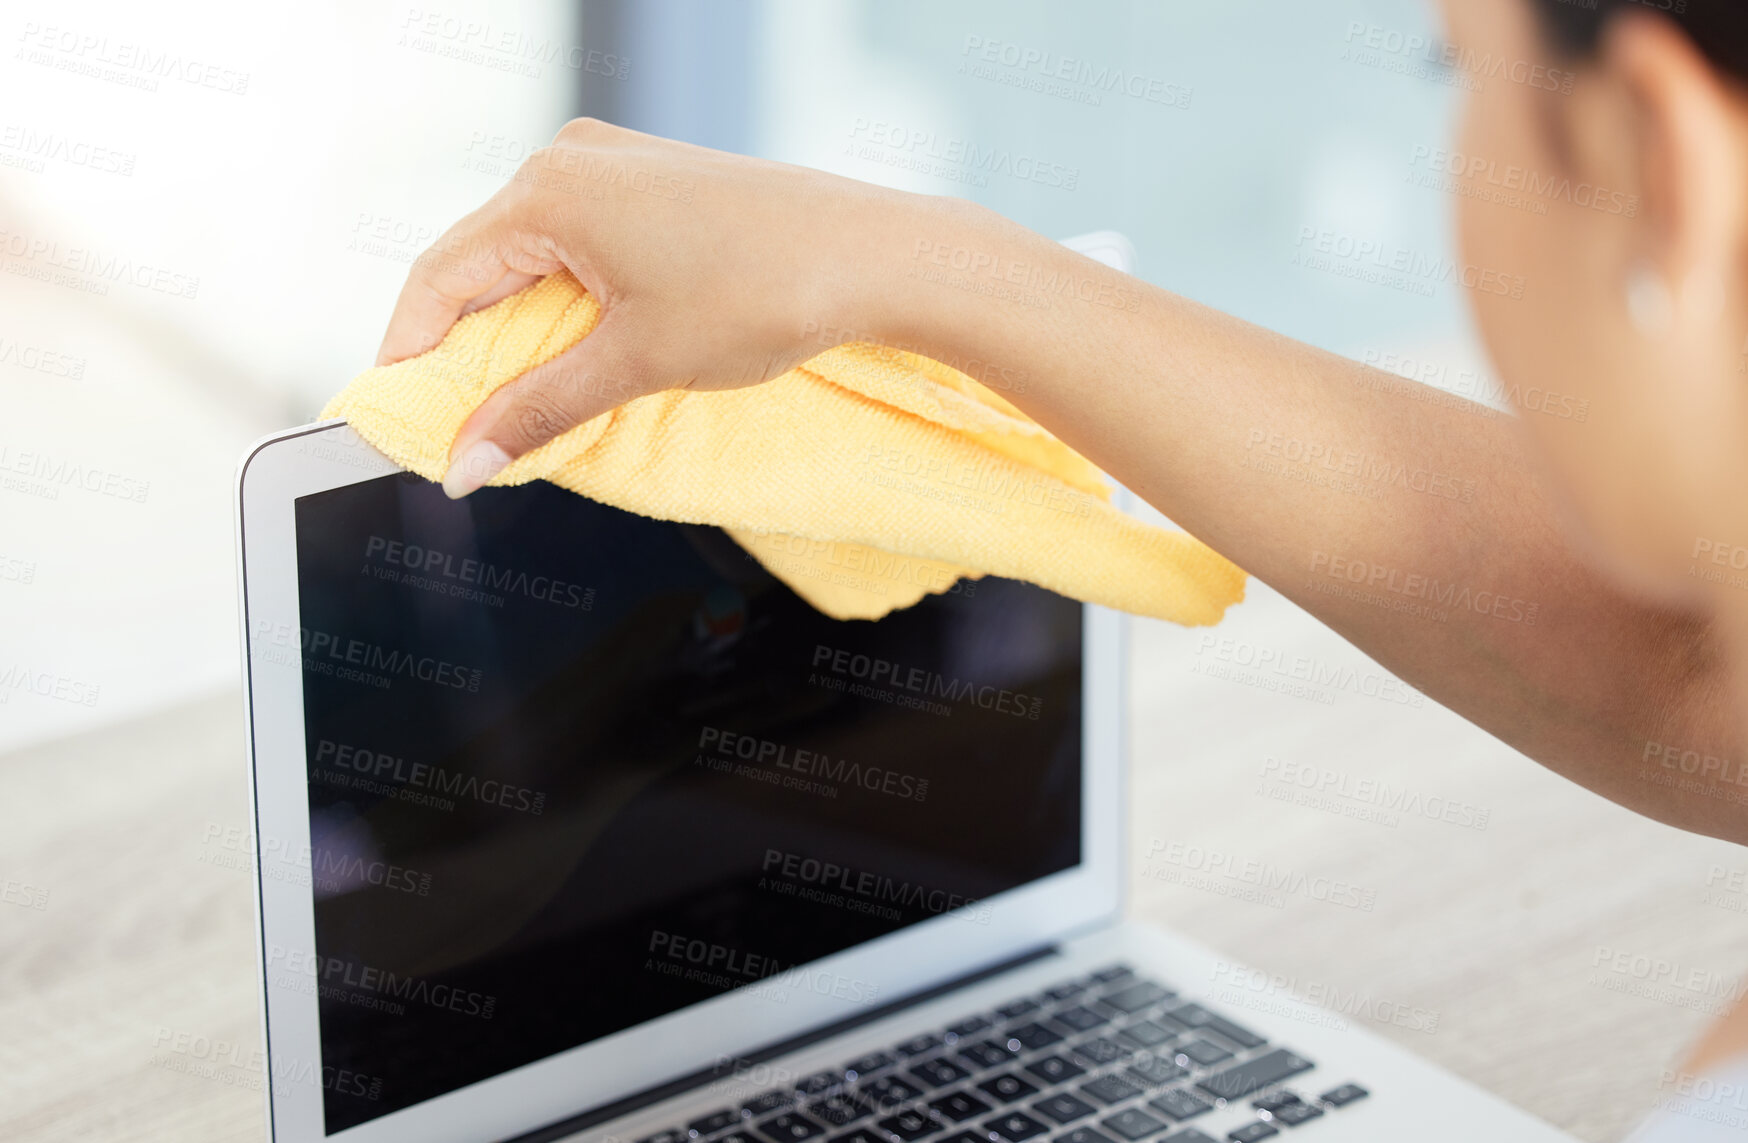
{"left": 1599, "top": 11, "right": 1748, "bottom": 300}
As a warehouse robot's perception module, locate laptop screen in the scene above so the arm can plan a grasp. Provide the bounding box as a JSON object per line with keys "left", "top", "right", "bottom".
{"left": 291, "top": 471, "right": 1084, "bottom": 1133}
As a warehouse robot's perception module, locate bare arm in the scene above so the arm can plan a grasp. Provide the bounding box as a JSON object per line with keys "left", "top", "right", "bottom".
{"left": 382, "top": 122, "right": 1740, "bottom": 842}
{"left": 862, "top": 201, "right": 1739, "bottom": 840}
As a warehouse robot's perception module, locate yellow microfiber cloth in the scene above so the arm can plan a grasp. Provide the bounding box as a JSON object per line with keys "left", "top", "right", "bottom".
{"left": 322, "top": 271, "right": 1246, "bottom": 624}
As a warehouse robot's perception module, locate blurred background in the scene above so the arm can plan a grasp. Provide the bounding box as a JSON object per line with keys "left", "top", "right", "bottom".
{"left": 0, "top": 0, "right": 1479, "bottom": 752}
{"left": 6, "top": 1, "right": 1744, "bottom": 1141}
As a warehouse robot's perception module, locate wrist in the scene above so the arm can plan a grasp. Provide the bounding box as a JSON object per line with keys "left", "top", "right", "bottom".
{"left": 827, "top": 190, "right": 1008, "bottom": 359}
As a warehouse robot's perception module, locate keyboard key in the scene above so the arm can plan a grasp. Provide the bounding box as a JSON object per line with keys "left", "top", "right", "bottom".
{"left": 1226, "top": 1125, "right": 1278, "bottom": 1142}
{"left": 931, "top": 1134, "right": 984, "bottom": 1143}
{"left": 809, "top": 1095, "right": 873, "bottom": 1128}
{"left": 1127, "top": 1056, "right": 1190, "bottom": 1087}
{"left": 1043, "top": 982, "right": 1086, "bottom": 1003}
{"left": 977, "top": 1073, "right": 1039, "bottom": 1104}
{"left": 826, "top": 1131, "right": 885, "bottom": 1143}
{"left": 1058, "top": 1130, "right": 1118, "bottom": 1143}
{"left": 799, "top": 1071, "right": 842, "bottom": 1097}
{"left": 744, "top": 1094, "right": 792, "bottom": 1117}
{"left": 689, "top": 1111, "right": 740, "bottom": 1137}
{"left": 1270, "top": 1104, "right": 1323, "bottom": 1127}
{"left": 1100, "top": 1108, "right": 1167, "bottom": 1141}
{"left": 1003, "top": 1022, "right": 1063, "bottom": 1052}
{"left": 1052, "top": 1005, "right": 1107, "bottom": 1033}
{"left": 1080, "top": 1075, "right": 1142, "bottom": 1105}
{"left": 1032, "top": 1093, "right": 1097, "bottom": 1125}
{"left": 844, "top": 1052, "right": 896, "bottom": 1079}
{"left": 1209, "top": 1017, "right": 1267, "bottom": 1050}
{"left": 1167, "top": 1005, "right": 1266, "bottom": 1051}
{"left": 756, "top": 1113, "right": 826, "bottom": 1143}
{"left": 1150, "top": 1011, "right": 1192, "bottom": 1034}
{"left": 897, "top": 1035, "right": 944, "bottom": 1057}
{"left": 1099, "top": 981, "right": 1171, "bottom": 1014}
{"left": 641, "top": 1131, "right": 688, "bottom": 1143}
{"left": 908, "top": 1058, "right": 973, "bottom": 1088}
{"left": 1072, "top": 1037, "right": 1128, "bottom": 1066}
{"left": 1024, "top": 1055, "right": 1085, "bottom": 1084}
{"left": 998, "top": 998, "right": 1042, "bottom": 1020}
{"left": 1159, "top": 1134, "right": 1219, "bottom": 1143}
{"left": 1250, "top": 1094, "right": 1298, "bottom": 1114}
{"left": 1119, "top": 1021, "right": 1175, "bottom": 1050}
{"left": 1165, "top": 1004, "right": 1221, "bottom": 1028}
{"left": 1199, "top": 1050, "right": 1315, "bottom": 1101}
{"left": 876, "top": 1109, "right": 937, "bottom": 1142}
{"left": 958, "top": 1040, "right": 1014, "bottom": 1068}
{"left": 1149, "top": 1089, "right": 1213, "bottom": 1122}
{"left": 862, "top": 1075, "right": 925, "bottom": 1110}
{"left": 1088, "top": 965, "right": 1134, "bottom": 984}
{"left": 1319, "top": 1084, "right": 1368, "bottom": 1107}
{"left": 1177, "top": 1040, "right": 1232, "bottom": 1067}
{"left": 928, "top": 1091, "right": 992, "bottom": 1122}
{"left": 947, "top": 1016, "right": 991, "bottom": 1038}
{"left": 982, "top": 1111, "right": 1049, "bottom": 1142}
{"left": 716, "top": 1133, "right": 761, "bottom": 1143}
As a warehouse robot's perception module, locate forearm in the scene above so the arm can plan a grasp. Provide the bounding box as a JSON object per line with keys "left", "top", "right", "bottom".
{"left": 400, "top": 117, "right": 1738, "bottom": 838}
{"left": 858, "top": 196, "right": 1738, "bottom": 840}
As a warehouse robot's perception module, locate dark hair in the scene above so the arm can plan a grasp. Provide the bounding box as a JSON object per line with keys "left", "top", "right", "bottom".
{"left": 1532, "top": 0, "right": 1748, "bottom": 80}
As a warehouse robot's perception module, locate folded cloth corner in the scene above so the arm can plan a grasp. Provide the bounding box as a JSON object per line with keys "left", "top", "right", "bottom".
{"left": 322, "top": 270, "right": 1246, "bottom": 625}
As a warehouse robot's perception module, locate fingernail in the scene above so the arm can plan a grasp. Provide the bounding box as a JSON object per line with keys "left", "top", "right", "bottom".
{"left": 442, "top": 440, "right": 510, "bottom": 499}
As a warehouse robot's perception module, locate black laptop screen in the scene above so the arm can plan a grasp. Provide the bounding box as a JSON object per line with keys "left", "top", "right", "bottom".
{"left": 288, "top": 470, "right": 1083, "bottom": 1133}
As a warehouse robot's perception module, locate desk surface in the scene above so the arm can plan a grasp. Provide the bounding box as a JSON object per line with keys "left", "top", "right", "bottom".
{"left": 3, "top": 583, "right": 1744, "bottom": 1143}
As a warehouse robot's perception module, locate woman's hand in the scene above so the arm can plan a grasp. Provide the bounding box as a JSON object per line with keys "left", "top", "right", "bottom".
{"left": 375, "top": 117, "right": 942, "bottom": 498}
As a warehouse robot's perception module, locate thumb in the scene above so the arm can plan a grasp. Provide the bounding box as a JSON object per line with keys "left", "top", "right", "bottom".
{"left": 440, "top": 312, "right": 654, "bottom": 499}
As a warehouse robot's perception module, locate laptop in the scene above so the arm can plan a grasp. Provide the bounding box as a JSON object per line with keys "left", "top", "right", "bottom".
{"left": 234, "top": 235, "right": 1575, "bottom": 1143}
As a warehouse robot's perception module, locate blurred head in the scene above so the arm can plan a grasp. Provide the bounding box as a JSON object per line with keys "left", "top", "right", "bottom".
{"left": 1440, "top": 0, "right": 1748, "bottom": 603}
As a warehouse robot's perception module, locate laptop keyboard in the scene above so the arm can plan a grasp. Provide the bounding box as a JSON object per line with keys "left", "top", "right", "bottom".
{"left": 637, "top": 964, "right": 1370, "bottom": 1143}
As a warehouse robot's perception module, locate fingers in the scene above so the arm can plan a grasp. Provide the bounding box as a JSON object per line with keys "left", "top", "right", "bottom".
{"left": 375, "top": 198, "right": 562, "bottom": 366}
{"left": 441, "top": 311, "right": 651, "bottom": 498}
{"left": 375, "top": 209, "right": 511, "bottom": 366}
{"left": 458, "top": 269, "right": 544, "bottom": 317}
